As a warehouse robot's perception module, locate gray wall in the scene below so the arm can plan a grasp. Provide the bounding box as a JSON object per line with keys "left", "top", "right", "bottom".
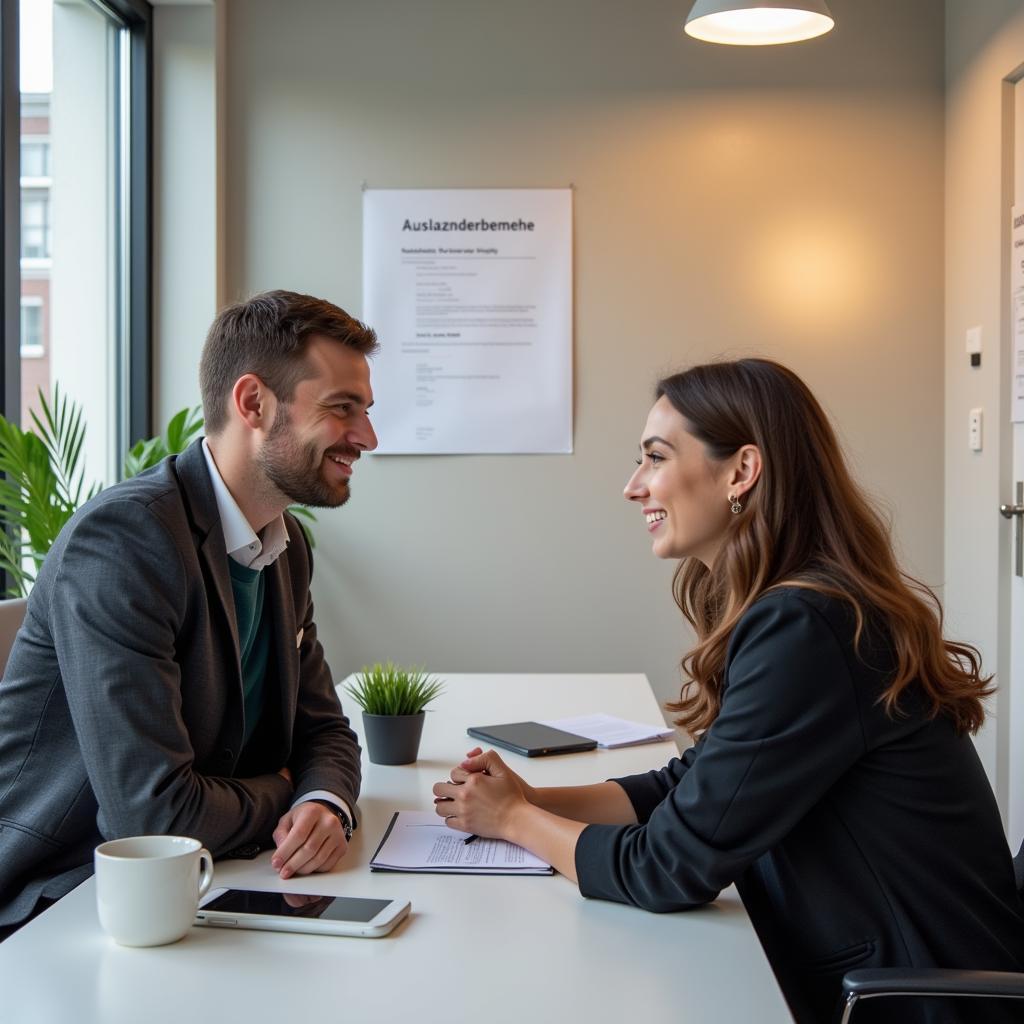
{"left": 157, "top": 0, "right": 946, "bottom": 726}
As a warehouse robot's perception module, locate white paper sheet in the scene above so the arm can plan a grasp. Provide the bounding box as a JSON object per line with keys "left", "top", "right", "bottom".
{"left": 1013, "top": 206, "right": 1024, "bottom": 424}
{"left": 370, "top": 811, "right": 553, "bottom": 874}
{"left": 540, "top": 713, "right": 675, "bottom": 749}
{"left": 362, "top": 188, "right": 573, "bottom": 453}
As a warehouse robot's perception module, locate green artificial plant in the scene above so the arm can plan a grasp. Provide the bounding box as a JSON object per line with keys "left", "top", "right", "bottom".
{"left": 345, "top": 662, "right": 445, "bottom": 716}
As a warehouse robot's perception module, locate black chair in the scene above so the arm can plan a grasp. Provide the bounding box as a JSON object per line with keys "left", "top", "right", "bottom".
{"left": 838, "top": 840, "right": 1024, "bottom": 1022}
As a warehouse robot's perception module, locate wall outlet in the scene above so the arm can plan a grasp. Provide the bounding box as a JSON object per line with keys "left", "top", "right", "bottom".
{"left": 969, "top": 407, "right": 983, "bottom": 451}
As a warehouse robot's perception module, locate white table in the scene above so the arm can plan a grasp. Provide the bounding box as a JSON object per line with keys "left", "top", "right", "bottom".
{"left": 0, "top": 673, "right": 792, "bottom": 1023}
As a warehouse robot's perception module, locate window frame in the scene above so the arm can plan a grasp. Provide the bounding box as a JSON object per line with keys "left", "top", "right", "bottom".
{"left": 2, "top": 0, "right": 152, "bottom": 443}
{"left": 0, "top": 0, "right": 152, "bottom": 594}
{"left": 2, "top": 0, "right": 19, "bottom": 426}
{"left": 104, "top": 0, "right": 154, "bottom": 450}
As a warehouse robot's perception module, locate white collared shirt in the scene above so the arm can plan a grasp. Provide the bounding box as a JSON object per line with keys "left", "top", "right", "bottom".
{"left": 201, "top": 439, "right": 289, "bottom": 570}
{"left": 201, "top": 439, "right": 353, "bottom": 829}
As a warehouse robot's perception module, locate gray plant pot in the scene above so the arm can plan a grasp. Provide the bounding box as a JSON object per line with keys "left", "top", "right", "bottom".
{"left": 362, "top": 711, "right": 426, "bottom": 765}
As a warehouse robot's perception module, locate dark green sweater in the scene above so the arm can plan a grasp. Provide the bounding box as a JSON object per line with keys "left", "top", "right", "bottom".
{"left": 228, "top": 558, "right": 270, "bottom": 750}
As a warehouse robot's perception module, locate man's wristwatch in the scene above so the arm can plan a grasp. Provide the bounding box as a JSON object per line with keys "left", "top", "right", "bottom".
{"left": 313, "top": 800, "right": 353, "bottom": 842}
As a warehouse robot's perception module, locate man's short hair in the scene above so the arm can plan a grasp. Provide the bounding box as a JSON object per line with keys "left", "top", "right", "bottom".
{"left": 199, "top": 290, "right": 379, "bottom": 433}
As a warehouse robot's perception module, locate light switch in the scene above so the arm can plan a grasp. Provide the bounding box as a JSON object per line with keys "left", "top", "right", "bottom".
{"left": 969, "top": 407, "right": 983, "bottom": 451}
{"left": 966, "top": 327, "right": 982, "bottom": 368}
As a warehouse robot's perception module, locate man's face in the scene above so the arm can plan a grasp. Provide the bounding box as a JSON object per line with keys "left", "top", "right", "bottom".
{"left": 256, "top": 335, "right": 377, "bottom": 508}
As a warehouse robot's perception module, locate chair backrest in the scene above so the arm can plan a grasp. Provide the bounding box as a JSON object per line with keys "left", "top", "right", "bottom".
{"left": 0, "top": 597, "right": 27, "bottom": 678}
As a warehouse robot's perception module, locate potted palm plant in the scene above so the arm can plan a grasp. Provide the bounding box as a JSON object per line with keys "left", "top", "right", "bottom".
{"left": 345, "top": 663, "right": 445, "bottom": 765}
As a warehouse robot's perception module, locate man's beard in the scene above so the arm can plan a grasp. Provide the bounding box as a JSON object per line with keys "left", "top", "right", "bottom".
{"left": 256, "top": 404, "right": 357, "bottom": 509}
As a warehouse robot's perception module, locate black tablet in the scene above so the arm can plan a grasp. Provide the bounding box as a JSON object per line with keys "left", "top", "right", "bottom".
{"left": 466, "top": 721, "right": 598, "bottom": 757}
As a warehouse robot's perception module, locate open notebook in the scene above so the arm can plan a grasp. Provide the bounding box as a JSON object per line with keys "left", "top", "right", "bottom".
{"left": 370, "top": 811, "right": 553, "bottom": 875}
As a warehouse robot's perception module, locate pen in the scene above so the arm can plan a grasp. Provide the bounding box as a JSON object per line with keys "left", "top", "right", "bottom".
{"left": 463, "top": 834, "right": 479, "bottom": 845}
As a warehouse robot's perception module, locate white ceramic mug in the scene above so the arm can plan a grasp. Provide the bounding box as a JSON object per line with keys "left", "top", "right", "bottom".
{"left": 94, "top": 835, "right": 214, "bottom": 947}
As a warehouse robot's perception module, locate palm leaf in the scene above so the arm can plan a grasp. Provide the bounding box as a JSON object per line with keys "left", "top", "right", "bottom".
{"left": 0, "top": 389, "right": 100, "bottom": 595}
{"left": 0, "top": 529, "right": 31, "bottom": 597}
{"left": 28, "top": 385, "right": 89, "bottom": 512}
{"left": 287, "top": 504, "right": 318, "bottom": 549}
{"left": 124, "top": 406, "right": 203, "bottom": 479}
{"left": 124, "top": 437, "right": 167, "bottom": 479}
{"left": 164, "top": 407, "right": 203, "bottom": 454}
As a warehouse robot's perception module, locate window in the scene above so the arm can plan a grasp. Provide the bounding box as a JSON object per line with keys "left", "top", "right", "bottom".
{"left": 20, "top": 137, "right": 49, "bottom": 179}
{"left": 20, "top": 188, "right": 49, "bottom": 260}
{"left": 19, "top": 297, "right": 43, "bottom": 356}
{"left": 11, "top": 0, "right": 152, "bottom": 489}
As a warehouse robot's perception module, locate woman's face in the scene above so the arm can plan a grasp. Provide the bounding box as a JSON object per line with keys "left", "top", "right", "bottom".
{"left": 623, "top": 396, "right": 734, "bottom": 566}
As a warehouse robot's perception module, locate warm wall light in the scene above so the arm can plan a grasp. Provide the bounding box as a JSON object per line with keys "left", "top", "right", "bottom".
{"left": 684, "top": 0, "right": 834, "bottom": 46}
{"left": 744, "top": 209, "right": 875, "bottom": 332}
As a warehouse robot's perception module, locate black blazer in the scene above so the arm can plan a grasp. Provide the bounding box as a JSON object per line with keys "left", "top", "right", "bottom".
{"left": 575, "top": 588, "right": 1024, "bottom": 1023}
{"left": 0, "top": 440, "right": 362, "bottom": 926}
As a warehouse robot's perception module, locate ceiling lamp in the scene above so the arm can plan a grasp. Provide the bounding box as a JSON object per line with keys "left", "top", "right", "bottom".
{"left": 684, "top": 0, "right": 835, "bottom": 46}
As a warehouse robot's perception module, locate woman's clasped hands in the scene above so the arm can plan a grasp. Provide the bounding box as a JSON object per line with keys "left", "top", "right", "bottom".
{"left": 432, "top": 746, "right": 536, "bottom": 840}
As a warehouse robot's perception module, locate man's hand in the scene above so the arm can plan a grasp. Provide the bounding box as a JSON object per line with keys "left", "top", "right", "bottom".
{"left": 270, "top": 802, "right": 348, "bottom": 880}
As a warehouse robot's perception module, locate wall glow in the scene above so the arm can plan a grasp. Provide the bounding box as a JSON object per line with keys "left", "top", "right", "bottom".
{"left": 744, "top": 212, "right": 877, "bottom": 330}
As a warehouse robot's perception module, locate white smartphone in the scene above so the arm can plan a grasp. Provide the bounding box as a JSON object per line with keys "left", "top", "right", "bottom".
{"left": 195, "top": 887, "right": 410, "bottom": 938}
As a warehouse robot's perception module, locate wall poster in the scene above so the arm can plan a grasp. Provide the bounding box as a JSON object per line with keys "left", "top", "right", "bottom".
{"left": 363, "top": 188, "right": 573, "bottom": 453}
{"left": 1012, "top": 206, "right": 1024, "bottom": 423}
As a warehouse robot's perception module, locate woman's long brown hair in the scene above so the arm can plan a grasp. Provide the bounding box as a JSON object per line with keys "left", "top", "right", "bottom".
{"left": 661, "top": 358, "right": 991, "bottom": 737}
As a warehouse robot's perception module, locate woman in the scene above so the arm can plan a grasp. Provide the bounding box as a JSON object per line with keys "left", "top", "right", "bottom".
{"left": 433, "top": 359, "right": 1024, "bottom": 1023}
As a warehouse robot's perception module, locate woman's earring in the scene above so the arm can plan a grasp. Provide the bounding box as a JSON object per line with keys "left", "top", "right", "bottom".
{"left": 729, "top": 493, "right": 743, "bottom": 515}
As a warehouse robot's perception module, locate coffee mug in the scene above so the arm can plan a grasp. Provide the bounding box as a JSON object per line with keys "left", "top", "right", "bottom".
{"left": 94, "top": 835, "right": 214, "bottom": 947}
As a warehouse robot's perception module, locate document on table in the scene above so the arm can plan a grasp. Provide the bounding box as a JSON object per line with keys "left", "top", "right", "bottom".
{"left": 370, "top": 811, "right": 553, "bottom": 875}
{"left": 540, "top": 713, "right": 674, "bottom": 749}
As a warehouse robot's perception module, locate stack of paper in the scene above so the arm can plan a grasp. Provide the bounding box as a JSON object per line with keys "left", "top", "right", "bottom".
{"left": 370, "top": 811, "right": 553, "bottom": 875}
{"left": 540, "top": 713, "right": 674, "bottom": 749}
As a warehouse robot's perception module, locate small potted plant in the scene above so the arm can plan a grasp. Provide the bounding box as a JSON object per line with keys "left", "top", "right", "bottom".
{"left": 346, "top": 662, "right": 445, "bottom": 765}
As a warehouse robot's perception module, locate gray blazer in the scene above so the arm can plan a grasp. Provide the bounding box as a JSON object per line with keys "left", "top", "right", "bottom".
{"left": 0, "top": 440, "right": 362, "bottom": 926}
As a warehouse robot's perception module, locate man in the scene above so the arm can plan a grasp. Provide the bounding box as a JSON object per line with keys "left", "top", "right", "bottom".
{"left": 0, "top": 290, "right": 377, "bottom": 934}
